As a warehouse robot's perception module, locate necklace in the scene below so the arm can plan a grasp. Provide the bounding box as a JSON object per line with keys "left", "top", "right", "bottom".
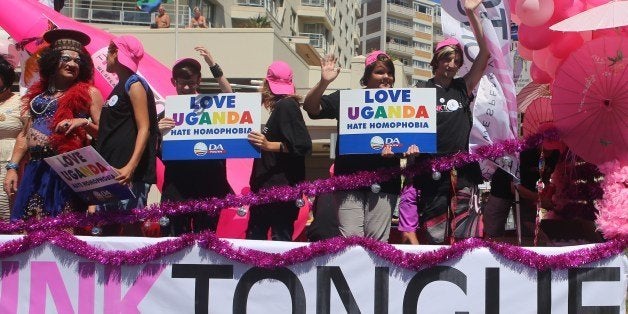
{"left": 29, "top": 93, "right": 59, "bottom": 115}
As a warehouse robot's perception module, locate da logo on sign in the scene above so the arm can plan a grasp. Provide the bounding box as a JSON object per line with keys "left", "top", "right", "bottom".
{"left": 208, "top": 144, "right": 226, "bottom": 154}
{"left": 194, "top": 142, "right": 208, "bottom": 156}
{"left": 370, "top": 136, "right": 384, "bottom": 150}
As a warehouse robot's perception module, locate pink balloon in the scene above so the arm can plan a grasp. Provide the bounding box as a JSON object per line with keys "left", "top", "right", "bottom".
{"left": 518, "top": 22, "right": 559, "bottom": 50}
{"left": 532, "top": 48, "right": 552, "bottom": 72}
{"left": 549, "top": 32, "right": 584, "bottom": 59}
{"left": 530, "top": 62, "right": 553, "bottom": 84}
{"left": 561, "top": 0, "right": 587, "bottom": 19}
{"left": 544, "top": 54, "right": 562, "bottom": 78}
{"left": 517, "top": 41, "right": 534, "bottom": 60}
{"left": 516, "top": 0, "right": 555, "bottom": 27}
{"left": 551, "top": 0, "right": 575, "bottom": 21}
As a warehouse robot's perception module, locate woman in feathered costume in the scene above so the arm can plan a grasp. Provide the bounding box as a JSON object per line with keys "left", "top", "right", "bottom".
{"left": 3, "top": 29, "right": 103, "bottom": 221}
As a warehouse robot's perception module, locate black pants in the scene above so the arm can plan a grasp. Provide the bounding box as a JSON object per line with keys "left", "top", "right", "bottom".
{"left": 246, "top": 201, "right": 300, "bottom": 241}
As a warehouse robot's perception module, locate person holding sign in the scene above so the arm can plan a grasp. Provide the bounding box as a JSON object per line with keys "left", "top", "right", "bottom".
{"left": 157, "top": 47, "right": 233, "bottom": 236}
{"left": 246, "top": 61, "right": 311, "bottom": 241}
{"left": 5, "top": 29, "right": 103, "bottom": 221}
{"left": 303, "top": 51, "right": 405, "bottom": 241}
{"left": 401, "top": 0, "right": 489, "bottom": 244}
{"left": 95, "top": 36, "right": 159, "bottom": 236}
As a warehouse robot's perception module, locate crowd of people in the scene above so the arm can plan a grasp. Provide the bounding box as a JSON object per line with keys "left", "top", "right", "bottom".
{"left": 0, "top": 0, "right": 565, "bottom": 244}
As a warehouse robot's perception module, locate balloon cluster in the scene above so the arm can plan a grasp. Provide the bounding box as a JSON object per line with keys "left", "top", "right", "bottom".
{"left": 511, "top": 0, "right": 627, "bottom": 84}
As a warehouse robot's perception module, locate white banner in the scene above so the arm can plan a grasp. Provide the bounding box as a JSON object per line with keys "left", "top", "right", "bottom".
{"left": 0, "top": 236, "right": 625, "bottom": 313}
{"left": 441, "top": 0, "right": 518, "bottom": 178}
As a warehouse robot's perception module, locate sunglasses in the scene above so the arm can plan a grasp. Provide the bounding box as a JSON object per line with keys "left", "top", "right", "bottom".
{"left": 175, "top": 79, "right": 199, "bottom": 87}
{"left": 60, "top": 55, "right": 82, "bottom": 65}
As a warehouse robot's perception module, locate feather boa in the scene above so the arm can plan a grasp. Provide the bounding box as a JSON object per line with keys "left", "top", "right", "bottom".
{"left": 23, "top": 81, "right": 92, "bottom": 153}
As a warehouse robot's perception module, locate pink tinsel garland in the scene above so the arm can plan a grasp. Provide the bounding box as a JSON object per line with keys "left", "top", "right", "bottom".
{"left": 0, "top": 129, "right": 556, "bottom": 234}
{"left": 0, "top": 229, "right": 625, "bottom": 270}
{"left": 595, "top": 160, "right": 628, "bottom": 239}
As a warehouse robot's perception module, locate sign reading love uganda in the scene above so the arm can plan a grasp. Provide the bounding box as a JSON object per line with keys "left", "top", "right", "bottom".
{"left": 162, "top": 93, "right": 262, "bottom": 160}
{"left": 44, "top": 146, "right": 134, "bottom": 205}
{"left": 339, "top": 88, "right": 437, "bottom": 155}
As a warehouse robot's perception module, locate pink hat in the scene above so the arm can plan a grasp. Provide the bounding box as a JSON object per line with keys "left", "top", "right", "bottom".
{"left": 365, "top": 50, "right": 390, "bottom": 67}
{"left": 434, "top": 37, "right": 462, "bottom": 53}
{"left": 112, "top": 35, "right": 144, "bottom": 72}
{"left": 172, "top": 58, "right": 201, "bottom": 76}
{"left": 266, "top": 61, "right": 295, "bottom": 95}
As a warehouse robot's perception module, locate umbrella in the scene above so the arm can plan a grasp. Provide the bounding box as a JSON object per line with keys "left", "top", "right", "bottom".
{"left": 517, "top": 82, "right": 551, "bottom": 113}
{"left": 550, "top": 0, "right": 628, "bottom": 32}
{"left": 551, "top": 35, "right": 628, "bottom": 166}
{"left": 522, "top": 97, "right": 553, "bottom": 137}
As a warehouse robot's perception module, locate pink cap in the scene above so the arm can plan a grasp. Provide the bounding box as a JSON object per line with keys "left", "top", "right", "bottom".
{"left": 434, "top": 37, "right": 462, "bottom": 53}
{"left": 365, "top": 50, "right": 390, "bottom": 67}
{"left": 112, "top": 35, "right": 144, "bottom": 72}
{"left": 172, "top": 58, "right": 201, "bottom": 75}
{"left": 266, "top": 61, "right": 295, "bottom": 95}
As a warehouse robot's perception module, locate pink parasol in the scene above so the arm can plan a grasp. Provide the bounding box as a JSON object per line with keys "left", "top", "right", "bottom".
{"left": 550, "top": 0, "right": 628, "bottom": 32}
{"left": 517, "top": 82, "right": 551, "bottom": 113}
{"left": 551, "top": 35, "right": 628, "bottom": 166}
{"left": 522, "top": 97, "right": 553, "bottom": 137}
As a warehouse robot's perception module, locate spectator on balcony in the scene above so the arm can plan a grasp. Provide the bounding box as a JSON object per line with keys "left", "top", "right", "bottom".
{"left": 188, "top": 7, "right": 208, "bottom": 28}
{"left": 151, "top": 4, "right": 170, "bottom": 29}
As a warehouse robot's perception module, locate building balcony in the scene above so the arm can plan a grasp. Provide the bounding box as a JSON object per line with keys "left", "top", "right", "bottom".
{"left": 387, "top": 3, "right": 414, "bottom": 19}
{"left": 61, "top": 0, "right": 190, "bottom": 27}
{"left": 403, "top": 65, "right": 413, "bottom": 75}
{"left": 387, "top": 42, "right": 413, "bottom": 57}
{"left": 300, "top": 32, "right": 328, "bottom": 52}
{"left": 386, "top": 22, "right": 414, "bottom": 37}
{"left": 298, "top": 1, "right": 333, "bottom": 30}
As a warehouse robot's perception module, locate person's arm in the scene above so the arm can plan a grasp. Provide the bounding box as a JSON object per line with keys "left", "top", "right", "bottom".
{"left": 85, "top": 86, "right": 103, "bottom": 137}
{"left": 462, "top": 0, "right": 490, "bottom": 95}
{"left": 163, "top": 14, "right": 171, "bottom": 28}
{"left": 303, "top": 55, "right": 340, "bottom": 116}
{"left": 116, "top": 82, "right": 150, "bottom": 185}
{"left": 3, "top": 118, "right": 29, "bottom": 195}
{"left": 200, "top": 16, "right": 208, "bottom": 28}
{"left": 196, "top": 46, "right": 232, "bottom": 93}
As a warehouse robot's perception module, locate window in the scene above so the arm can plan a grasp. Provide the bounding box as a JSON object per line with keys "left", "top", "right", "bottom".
{"left": 414, "top": 22, "right": 432, "bottom": 33}
{"left": 412, "top": 60, "right": 430, "bottom": 69}
{"left": 413, "top": 3, "right": 432, "bottom": 15}
{"left": 413, "top": 41, "right": 431, "bottom": 51}
{"left": 389, "top": 36, "right": 410, "bottom": 46}
{"left": 387, "top": 17, "right": 411, "bottom": 28}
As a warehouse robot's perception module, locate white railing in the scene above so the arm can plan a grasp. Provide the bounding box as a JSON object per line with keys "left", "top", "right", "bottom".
{"left": 60, "top": 0, "right": 190, "bottom": 27}
{"left": 386, "top": 22, "right": 414, "bottom": 36}
{"left": 387, "top": 42, "right": 413, "bottom": 54}
{"left": 237, "top": 0, "right": 265, "bottom": 6}
{"left": 300, "top": 32, "right": 327, "bottom": 50}
{"left": 387, "top": 3, "right": 414, "bottom": 17}
{"left": 302, "top": 0, "right": 324, "bottom": 6}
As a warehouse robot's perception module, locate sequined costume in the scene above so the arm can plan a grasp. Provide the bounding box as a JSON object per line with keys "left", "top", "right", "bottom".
{"left": 10, "top": 83, "right": 91, "bottom": 221}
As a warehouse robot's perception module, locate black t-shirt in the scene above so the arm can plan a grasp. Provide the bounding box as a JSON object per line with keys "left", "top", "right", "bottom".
{"left": 520, "top": 148, "right": 541, "bottom": 192}
{"left": 96, "top": 75, "right": 159, "bottom": 184}
{"left": 413, "top": 78, "right": 482, "bottom": 188}
{"left": 162, "top": 159, "right": 232, "bottom": 201}
{"left": 423, "top": 77, "right": 473, "bottom": 155}
{"left": 308, "top": 90, "right": 401, "bottom": 195}
{"left": 490, "top": 168, "right": 514, "bottom": 199}
{"left": 249, "top": 97, "right": 312, "bottom": 191}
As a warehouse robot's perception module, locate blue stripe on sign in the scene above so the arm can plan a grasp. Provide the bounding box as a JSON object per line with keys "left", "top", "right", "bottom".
{"left": 78, "top": 184, "right": 135, "bottom": 205}
{"left": 339, "top": 133, "right": 436, "bottom": 155}
{"left": 162, "top": 139, "right": 261, "bottom": 160}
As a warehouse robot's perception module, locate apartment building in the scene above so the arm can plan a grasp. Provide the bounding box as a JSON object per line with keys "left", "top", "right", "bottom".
{"left": 357, "top": 0, "right": 437, "bottom": 87}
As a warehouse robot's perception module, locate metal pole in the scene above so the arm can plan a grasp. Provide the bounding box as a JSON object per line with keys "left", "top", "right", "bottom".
{"left": 515, "top": 189, "right": 522, "bottom": 245}
{"left": 175, "top": 0, "right": 179, "bottom": 60}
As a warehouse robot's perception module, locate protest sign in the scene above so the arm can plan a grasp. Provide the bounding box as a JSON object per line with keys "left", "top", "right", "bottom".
{"left": 338, "top": 88, "right": 436, "bottom": 155}
{"left": 162, "top": 93, "right": 261, "bottom": 160}
{"left": 44, "top": 146, "right": 134, "bottom": 204}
